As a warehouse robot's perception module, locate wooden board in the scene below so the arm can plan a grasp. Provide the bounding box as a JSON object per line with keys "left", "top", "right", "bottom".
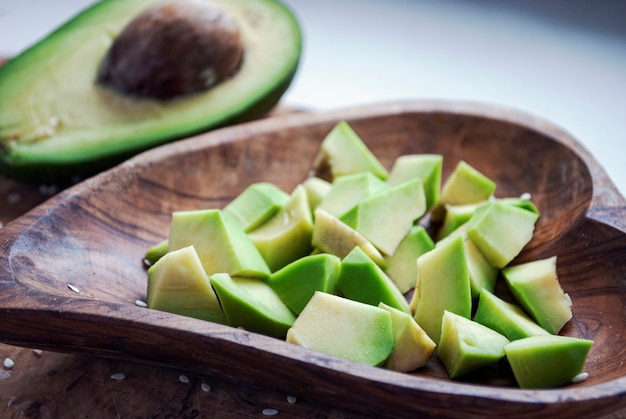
{"left": 0, "top": 344, "right": 361, "bottom": 417}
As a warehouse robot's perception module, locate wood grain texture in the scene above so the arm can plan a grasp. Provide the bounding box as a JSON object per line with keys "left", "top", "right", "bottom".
{"left": 0, "top": 101, "right": 625, "bottom": 418}
{"left": 0, "top": 344, "right": 358, "bottom": 418}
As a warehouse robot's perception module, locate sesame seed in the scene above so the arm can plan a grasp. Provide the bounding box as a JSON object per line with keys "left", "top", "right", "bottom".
{"left": 286, "top": 396, "right": 296, "bottom": 404}
{"left": 179, "top": 374, "right": 190, "bottom": 383}
{"left": 33, "top": 349, "right": 43, "bottom": 356}
{"left": 262, "top": 408, "right": 278, "bottom": 416}
{"left": 520, "top": 192, "right": 532, "bottom": 200}
{"left": 3, "top": 357, "right": 14, "bottom": 369}
{"left": 110, "top": 372, "right": 125, "bottom": 381}
{"left": 7, "top": 396, "right": 17, "bottom": 407}
{"left": 572, "top": 372, "right": 589, "bottom": 383}
{"left": 67, "top": 284, "right": 80, "bottom": 293}
{"left": 201, "top": 382, "right": 211, "bottom": 392}
{"left": 135, "top": 300, "right": 148, "bottom": 308}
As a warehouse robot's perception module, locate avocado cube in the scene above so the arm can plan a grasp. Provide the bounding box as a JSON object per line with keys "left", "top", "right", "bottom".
{"left": 312, "top": 121, "right": 388, "bottom": 181}
{"left": 144, "top": 238, "right": 169, "bottom": 266}
{"left": 498, "top": 196, "right": 540, "bottom": 215}
{"left": 438, "top": 310, "right": 510, "bottom": 379}
{"left": 431, "top": 160, "right": 496, "bottom": 221}
{"left": 336, "top": 246, "right": 410, "bottom": 313}
{"left": 268, "top": 253, "right": 341, "bottom": 315}
{"left": 436, "top": 203, "right": 480, "bottom": 241}
{"left": 147, "top": 245, "right": 226, "bottom": 324}
{"left": 248, "top": 185, "right": 314, "bottom": 272}
{"left": 168, "top": 209, "right": 270, "bottom": 278}
{"left": 383, "top": 225, "right": 435, "bottom": 293}
{"left": 286, "top": 292, "right": 394, "bottom": 366}
{"left": 411, "top": 235, "right": 472, "bottom": 344}
{"left": 223, "top": 182, "right": 289, "bottom": 233}
{"left": 379, "top": 302, "right": 436, "bottom": 372}
{"left": 505, "top": 335, "right": 593, "bottom": 389}
{"left": 209, "top": 273, "right": 296, "bottom": 339}
{"left": 436, "top": 224, "right": 498, "bottom": 299}
{"left": 474, "top": 289, "right": 549, "bottom": 341}
{"left": 502, "top": 256, "right": 572, "bottom": 334}
{"left": 312, "top": 209, "right": 386, "bottom": 269}
{"left": 317, "top": 172, "right": 388, "bottom": 218}
{"left": 340, "top": 178, "right": 427, "bottom": 256}
{"left": 466, "top": 201, "right": 539, "bottom": 269}
{"left": 387, "top": 154, "right": 443, "bottom": 211}
{"left": 301, "top": 176, "right": 331, "bottom": 215}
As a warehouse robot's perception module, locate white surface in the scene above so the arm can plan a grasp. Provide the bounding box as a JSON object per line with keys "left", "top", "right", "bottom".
{"left": 1, "top": 0, "right": 624, "bottom": 196}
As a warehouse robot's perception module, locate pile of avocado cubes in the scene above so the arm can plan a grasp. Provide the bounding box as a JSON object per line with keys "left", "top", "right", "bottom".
{"left": 144, "top": 121, "right": 593, "bottom": 389}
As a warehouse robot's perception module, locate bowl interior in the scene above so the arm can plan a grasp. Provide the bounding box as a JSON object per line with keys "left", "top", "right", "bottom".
{"left": 7, "top": 106, "right": 625, "bottom": 390}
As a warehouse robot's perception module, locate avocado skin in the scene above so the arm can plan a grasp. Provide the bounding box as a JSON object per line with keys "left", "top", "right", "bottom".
{"left": 0, "top": 0, "right": 302, "bottom": 181}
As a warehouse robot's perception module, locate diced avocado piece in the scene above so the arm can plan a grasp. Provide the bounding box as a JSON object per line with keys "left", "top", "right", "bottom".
{"left": 499, "top": 196, "right": 540, "bottom": 215}
{"left": 168, "top": 209, "right": 270, "bottom": 279}
{"left": 502, "top": 256, "right": 572, "bottom": 334}
{"left": 474, "top": 289, "right": 549, "bottom": 341}
{"left": 384, "top": 225, "right": 435, "bottom": 293}
{"left": 411, "top": 235, "right": 471, "bottom": 344}
{"left": 144, "top": 238, "right": 168, "bottom": 266}
{"left": 317, "top": 172, "right": 389, "bottom": 218}
{"left": 210, "top": 273, "right": 296, "bottom": 339}
{"left": 437, "top": 193, "right": 540, "bottom": 243}
{"left": 248, "top": 185, "right": 314, "bottom": 272}
{"left": 223, "top": 182, "right": 289, "bottom": 233}
{"left": 436, "top": 203, "right": 480, "bottom": 241}
{"left": 286, "top": 291, "right": 394, "bottom": 366}
{"left": 312, "top": 121, "right": 388, "bottom": 182}
{"left": 340, "top": 178, "right": 426, "bottom": 256}
{"left": 466, "top": 201, "right": 539, "bottom": 269}
{"left": 387, "top": 154, "right": 443, "bottom": 211}
{"left": 0, "top": 0, "right": 302, "bottom": 180}
{"left": 268, "top": 253, "right": 341, "bottom": 315}
{"left": 436, "top": 223, "right": 498, "bottom": 299}
{"left": 301, "top": 177, "right": 331, "bottom": 215}
{"left": 464, "top": 236, "right": 499, "bottom": 298}
{"left": 147, "top": 245, "right": 226, "bottom": 324}
{"left": 336, "top": 246, "right": 410, "bottom": 313}
{"left": 311, "top": 209, "right": 387, "bottom": 269}
{"left": 438, "top": 310, "right": 510, "bottom": 379}
{"left": 431, "top": 161, "right": 496, "bottom": 222}
{"left": 505, "top": 335, "right": 593, "bottom": 389}
{"left": 378, "top": 302, "right": 436, "bottom": 372}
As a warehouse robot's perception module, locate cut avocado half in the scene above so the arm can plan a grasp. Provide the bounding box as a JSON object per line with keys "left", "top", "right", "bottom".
{"left": 0, "top": 0, "right": 302, "bottom": 180}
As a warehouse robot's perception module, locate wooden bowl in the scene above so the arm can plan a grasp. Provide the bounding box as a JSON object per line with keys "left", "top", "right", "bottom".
{"left": 0, "top": 101, "right": 624, "bottom": 418}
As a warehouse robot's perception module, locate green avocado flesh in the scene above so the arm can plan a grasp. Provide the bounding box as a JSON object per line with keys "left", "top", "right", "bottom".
{"left": 0, "top": 0, "right": 302, "bottom": 179}
{"left": 141, "top": 121, "right": 594, "bottom": 388}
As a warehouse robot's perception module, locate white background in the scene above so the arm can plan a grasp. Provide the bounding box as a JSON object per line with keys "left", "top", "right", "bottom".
{"left": 1, "top": 0, "right": 624, "bottom": 197}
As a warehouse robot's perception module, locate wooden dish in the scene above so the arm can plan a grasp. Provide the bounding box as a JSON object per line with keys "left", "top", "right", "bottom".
{"left": 0, "top": 101, "right": 624, "bottom": 418}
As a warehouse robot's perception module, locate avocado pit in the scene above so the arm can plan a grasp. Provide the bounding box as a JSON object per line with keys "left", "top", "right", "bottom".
{"left": 97, "top": 0, "right": 243, "bottom": 100}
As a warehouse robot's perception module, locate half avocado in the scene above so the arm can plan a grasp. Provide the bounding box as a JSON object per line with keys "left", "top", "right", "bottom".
{"left": 0, "top": 0, "right": 302, "bottom": 180}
